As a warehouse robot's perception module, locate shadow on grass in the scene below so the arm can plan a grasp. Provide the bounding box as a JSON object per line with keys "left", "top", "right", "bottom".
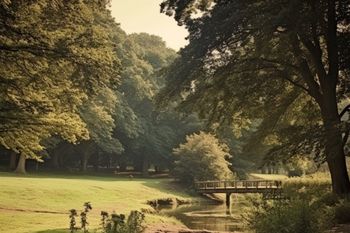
{"left": 0, "top": 171, "right": 170, "bottom": 183}
{"left": 33, "top": 229, "right": 68, "bottom": 233}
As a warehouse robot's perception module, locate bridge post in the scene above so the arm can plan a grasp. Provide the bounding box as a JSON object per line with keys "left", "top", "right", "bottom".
{"left": 225, "top": 193, "right": 231, "bottom": 208}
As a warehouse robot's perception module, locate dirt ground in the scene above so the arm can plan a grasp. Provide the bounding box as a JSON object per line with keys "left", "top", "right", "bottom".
{"left": 145, "top": 224, "right": 236, "bottom": 233}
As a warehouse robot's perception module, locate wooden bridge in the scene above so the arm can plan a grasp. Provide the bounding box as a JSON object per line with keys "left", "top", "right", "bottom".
{"left": 194, "top": 180, "right": 283, "bottom": 207}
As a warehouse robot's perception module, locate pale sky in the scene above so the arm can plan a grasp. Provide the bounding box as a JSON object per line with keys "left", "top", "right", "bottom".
{"left": 110, "top": 0, "right": 188, "bottom": 51}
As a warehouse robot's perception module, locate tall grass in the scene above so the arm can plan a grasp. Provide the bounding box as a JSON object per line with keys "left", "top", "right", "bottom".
{"left": 247, "top": 173, "right": 350, "bottom": 233}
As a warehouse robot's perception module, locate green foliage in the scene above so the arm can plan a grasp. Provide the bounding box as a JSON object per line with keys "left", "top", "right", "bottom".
{"left": 81, "top": 202, "right": 92, "bottom": 233}
{"left": 110, "top": 32, "right": 199, "bottom": 171}
{"left": 0, "top": 0, "right": 199, "bottom": 173}
{"left": 159, "top": 0, "right": 350, "bottom": 193}
{"left": 282, "top": 175, "right": 331, "bottom": 200}
{"left": 249, "top": 199, "right": 335, "bottom": 233}
{"left": 172, "top": 131, "right": 232, "bottom": 184}
{"left": 100, "top": 210, "right": 145, "bottom": 233}
{"left": 126, "top": 211, "right": 146, "bottom": 233}
{"left": 79, "top": 87, "right": 123, "bottom": 155}
{"left": 246, "top": 176, "right": 350, "bottom": 233}
{"left": 69, "top": 202, "right": 92, "bottom": 233}
{"left": 0, "top": 0, "right": 120, "bottom": 159}
{"left": 69, "top": 209, "right": 78, "bottom": 233}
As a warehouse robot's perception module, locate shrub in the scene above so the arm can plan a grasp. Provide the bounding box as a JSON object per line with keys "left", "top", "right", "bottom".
{"left": 172, "top": 131, "right": 233, "bottom": 185}
{"left": 69, "top": 202, "right": 92, "bottom": 233}
{"left": 69, "top": 209, "right": 78, "bottom": 233}
{"left": 81, "top": 202, "right": 92, "bottom": 233}
{"left": 68, "top": 203, "right": 144, "bottom": 233}
{"left": 287, "top": 169, "right": 303, "bottom": 177}
{"left": 335, "top": 201, "right": 350, "bottom": 224}
{"left": 101, "top": 210, "right": 145, "bottom": 233}
{"left": 126, "top": 211, "right": 145, "bottom": 233}
{"left": 248, "top": 200, "right": 334, "bottom": 233}
{"left": 247, "top": 177, "right": 338, "bottom": 233}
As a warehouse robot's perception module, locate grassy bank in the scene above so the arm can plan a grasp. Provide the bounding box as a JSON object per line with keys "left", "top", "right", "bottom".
{"left": 0, "top": 172, "right": 194, "bottom": 233}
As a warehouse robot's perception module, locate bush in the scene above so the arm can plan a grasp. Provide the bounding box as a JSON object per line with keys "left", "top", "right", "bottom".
{"left": 68, "top": 203, "right": 145, "bottom": 233}
{"left": 248, "top": 199, "right": 335, "bottom": 233}
{"left": 101, "top": 210, "right": 145, "bottom": 233}
{"left": 172, "top": 131, "right": 233, "bottom": 185}
{"left": 335, "top": 201, "right": 350, "bottom": 224}
{"left": 247, "top": 177, "right": 338, "bottom": 233}
{"left": 287, "top": 169, "right": 303, "bottom": 177}
{"left": 69, "top": 202, "right": 92, "bottom": 233}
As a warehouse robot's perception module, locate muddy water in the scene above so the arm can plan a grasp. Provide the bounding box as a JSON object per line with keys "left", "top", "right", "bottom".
{"left": 157, "top": 199, "right": 250, "bottom": 232}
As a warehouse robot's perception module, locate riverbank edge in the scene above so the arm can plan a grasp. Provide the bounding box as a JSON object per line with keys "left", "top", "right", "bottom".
{"left": 145, "top": 223, "right": 234, "bottom": 233}
{"left": 144, "top": 193, "right": 228, "bottom": 233}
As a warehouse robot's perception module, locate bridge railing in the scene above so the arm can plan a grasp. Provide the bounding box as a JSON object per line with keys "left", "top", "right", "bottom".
{"left": 194, "top": 180, "right": 282, "bottom": 190}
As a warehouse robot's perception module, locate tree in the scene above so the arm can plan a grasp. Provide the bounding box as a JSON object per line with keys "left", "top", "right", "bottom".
{"left": 112, "top": 33, "right": 197, "bottom": 174}
{"left": 0, "top": 0, "right": 120, "bottom": 172}
{"left": 172, "top": 131, "right": 232, "bottom": 185}
{"left": 159, "top": 0, "right": 350, "bottom": 194}
{"left": 77, "top": 87, "right": 123, "bottom": 171}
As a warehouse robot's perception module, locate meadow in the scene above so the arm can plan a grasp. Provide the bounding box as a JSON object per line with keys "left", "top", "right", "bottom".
{"left": 0, "top": 172, "right": 192, "bottom": 233}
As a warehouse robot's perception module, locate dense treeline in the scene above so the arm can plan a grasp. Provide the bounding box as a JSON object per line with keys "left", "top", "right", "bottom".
{"left": 0, "top": 0, "right": 204, "bottom": 174}
{"left": 2, "top": 0, "right": 346, "bottom": 190}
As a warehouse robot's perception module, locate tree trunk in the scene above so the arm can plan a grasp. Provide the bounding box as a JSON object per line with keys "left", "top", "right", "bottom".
{"left": 81, "top": 152, "right": 90, "bottom": 172}
{"left": 119, "top": 160, "right": 127, "bottom": 172}
{"left": 142, "top": 158, "right": 149, "bottom": 177}
{"left": 322, "top": 0, "right": 350, "bottom": 195}
{"left": 323, "top": 118, "right": 350, "bottom": 195}
{"left": 268, "top": 165, "right": 272, "bottom": 174}
{"left": 51, "top": 151, "right": 60, "bottom": 169}
{"left": 15, "top": 154, "right": 26, "bottom": 174}
{"left": 320, "top": 87, "right": 350, "bottom": 195}
{"left": 81, "top": 159, "right": 88, "bottom": 172}
{"left": 93, "top": 151, "right": 100, "bottom": 172}
{"left": 9, "top": 152, "right": 17, "bottom": 170}
{"left": 133, "top": 158, "right": 143, "bottom": 172}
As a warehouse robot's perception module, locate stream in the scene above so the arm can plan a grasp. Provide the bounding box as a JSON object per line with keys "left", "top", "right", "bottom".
{"left": 156, "top": 198, "right": 250, "bottom": 232}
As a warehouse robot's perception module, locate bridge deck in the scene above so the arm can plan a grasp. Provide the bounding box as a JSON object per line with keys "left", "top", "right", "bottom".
{"left": 194, "top": 180, "right": 282, "bottom": 194}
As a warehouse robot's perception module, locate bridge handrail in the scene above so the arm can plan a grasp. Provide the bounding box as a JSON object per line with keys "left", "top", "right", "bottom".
{"left": 194, "top": 179, "right": 282, "bottom": 190}
{"left": 194, "top": 179, "right": 280, "bottom": 183}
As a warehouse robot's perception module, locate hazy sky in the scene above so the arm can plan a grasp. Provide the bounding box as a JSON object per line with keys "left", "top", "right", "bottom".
{"left": 110, "top": 0, "right": 188, "bottom": 51}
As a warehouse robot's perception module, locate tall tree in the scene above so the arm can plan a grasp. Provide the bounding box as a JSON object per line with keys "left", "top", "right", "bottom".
{"left": 159, "top": 0, "right": 350, "bottom": 194}
{"left": 0, "top": 0, "right": 120, "bottom": 172}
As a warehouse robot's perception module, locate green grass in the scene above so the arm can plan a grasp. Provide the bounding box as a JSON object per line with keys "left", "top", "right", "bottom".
{"left": 0, "top": 172, "right": 193, "bottom": 233}
{"left": 249, "top": 173, "right": 288, "bottom": 180}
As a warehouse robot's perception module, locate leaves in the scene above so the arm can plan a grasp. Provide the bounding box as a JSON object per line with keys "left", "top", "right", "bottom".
{"left": 0, "top": 0, "right": 120, "bottom": 159}
{"left": 173, "top": 131, "right": 233, "bottom": 184}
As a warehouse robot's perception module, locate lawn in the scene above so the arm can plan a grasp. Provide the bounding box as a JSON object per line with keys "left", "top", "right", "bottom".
{"left": 0, "top": 172, "right": 193, "bottom": 233}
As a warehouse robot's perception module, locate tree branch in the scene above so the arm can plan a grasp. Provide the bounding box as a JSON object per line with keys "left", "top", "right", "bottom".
{"left": 340, "top": 104, "right": 350, "bottom": 118}
{"left": 290, "top": 34, "right": 323, "bottom": 104}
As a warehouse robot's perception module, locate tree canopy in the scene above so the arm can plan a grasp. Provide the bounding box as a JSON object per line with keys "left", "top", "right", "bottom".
{"left": 159, "top": 0, "right": 350, "bottom": 194}
{"left": 0, "top": 0, "right": 120, "bottom": 172}
{"left": 173, "top": 131, "right": 233, "bottom": 184}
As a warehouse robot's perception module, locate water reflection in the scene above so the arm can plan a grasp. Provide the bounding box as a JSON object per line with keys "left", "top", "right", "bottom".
{"left": 157, "top": 201, "right": 249, "bottom": 232}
